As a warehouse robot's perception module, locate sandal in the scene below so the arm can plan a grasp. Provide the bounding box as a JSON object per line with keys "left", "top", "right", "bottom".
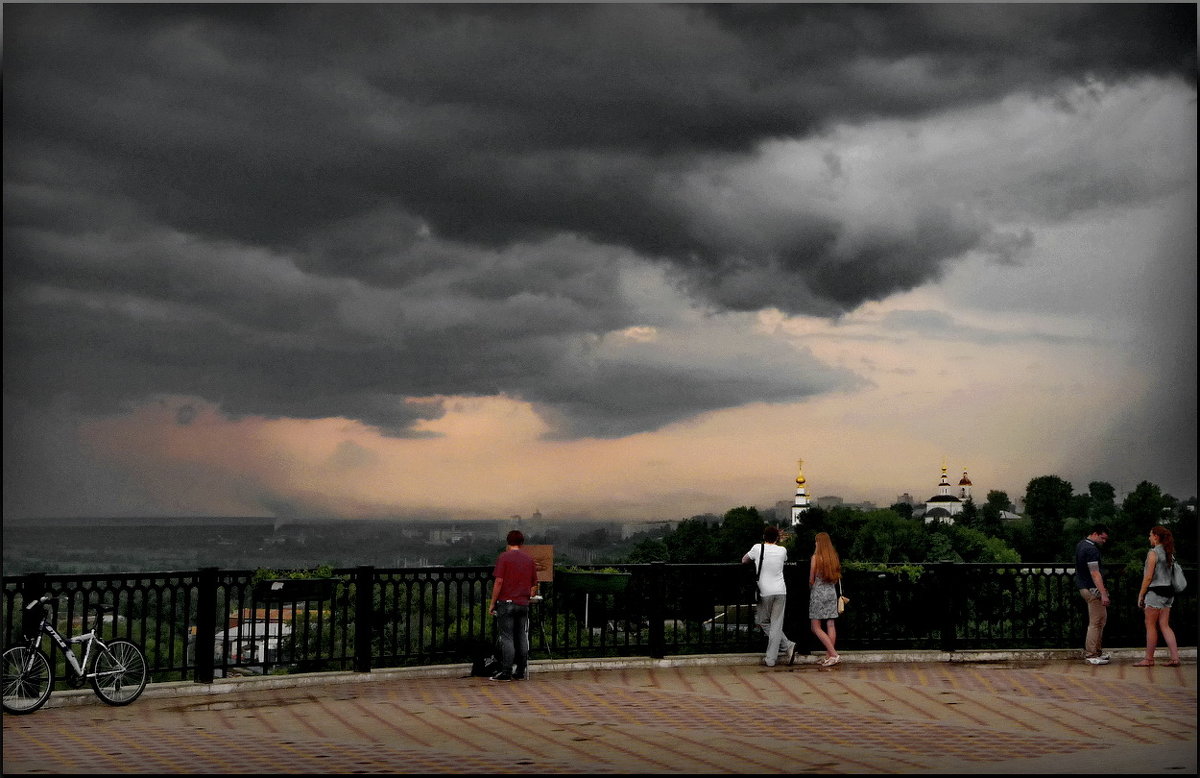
{"left": 1133, "top": 659, "right": 1155, "bottom": 667}
{"left": 821, "top": 655, "right": 842, "bottom": 667}
{"left": 1164, "top": 660, "right": 1181, "bottom": 667}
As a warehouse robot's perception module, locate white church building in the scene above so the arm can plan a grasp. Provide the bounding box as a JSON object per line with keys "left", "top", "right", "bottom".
{"left": 919, "top": 465, "right": 973, "bottom": 524}
{"left": 787, "top": 460, "right": 984, "bottom": 526}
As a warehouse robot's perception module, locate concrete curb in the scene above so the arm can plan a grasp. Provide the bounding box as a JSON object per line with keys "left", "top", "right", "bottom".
{"left": 38, "top": 646, "right": 1197, "bottom": 709}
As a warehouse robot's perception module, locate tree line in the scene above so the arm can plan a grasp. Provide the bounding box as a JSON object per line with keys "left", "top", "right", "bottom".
{"left": 618, "top": 477, "right": 1195, "bottom": 569}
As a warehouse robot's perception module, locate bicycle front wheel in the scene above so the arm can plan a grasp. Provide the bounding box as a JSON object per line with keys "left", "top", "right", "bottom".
{"left": 2, "top": 645, "right": 54, "bottom": 714}
{"left": 90, "top": 639, "right": 147, "bottom": 706}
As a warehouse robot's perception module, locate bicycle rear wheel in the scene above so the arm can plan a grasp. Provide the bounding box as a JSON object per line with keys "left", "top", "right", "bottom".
{"left": 2, "top": 645, "right": 54, "bottom": 714}
{"left": 90, "top": 639, "right": 147, "bottom": 706}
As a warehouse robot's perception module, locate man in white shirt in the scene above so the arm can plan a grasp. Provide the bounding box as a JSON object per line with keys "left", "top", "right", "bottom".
{"left": 742, "top": 526, "right": 796, "bottom": 667}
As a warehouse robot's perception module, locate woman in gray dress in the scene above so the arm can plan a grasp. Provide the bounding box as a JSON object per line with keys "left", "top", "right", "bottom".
{"left": 1134, "top": 525, "right": 1181, "bottom": 667}
{"left": 808, "top": 532, "right": 842, "bottom": 666}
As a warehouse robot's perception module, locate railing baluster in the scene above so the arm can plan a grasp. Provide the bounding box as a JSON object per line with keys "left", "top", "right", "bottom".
{"left": 4, "top": 561, "right": 1196, "bottom": 690}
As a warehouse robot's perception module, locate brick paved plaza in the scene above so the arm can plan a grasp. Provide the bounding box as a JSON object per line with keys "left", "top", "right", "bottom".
{"left": 3, "top": 651, "right": 1195, "bottom": 774}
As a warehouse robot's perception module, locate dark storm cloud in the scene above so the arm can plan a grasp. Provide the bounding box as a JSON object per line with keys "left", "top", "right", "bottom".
{"left": 3, "top": 4, "right": 1195, "bottom": 438}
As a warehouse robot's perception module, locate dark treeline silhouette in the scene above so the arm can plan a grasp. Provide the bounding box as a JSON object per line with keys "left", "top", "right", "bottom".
{"left": 619, "top": 477, "right": 1195, "bottom": 568}
{"left": 4, "top": 477, "right": 1193, "bottom": 575}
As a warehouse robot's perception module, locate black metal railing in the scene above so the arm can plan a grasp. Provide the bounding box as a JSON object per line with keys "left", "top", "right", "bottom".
{"left": 3, "top": 561, "right": 1194, "bottom": 692}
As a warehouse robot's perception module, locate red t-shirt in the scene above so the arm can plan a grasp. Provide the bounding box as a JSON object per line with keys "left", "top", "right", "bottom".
{"left": 493, "top": 548, "right": 538, "bottom": 605}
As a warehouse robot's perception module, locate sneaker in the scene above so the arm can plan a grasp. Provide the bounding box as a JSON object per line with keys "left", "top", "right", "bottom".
{"left": 490, "top": 670, "right": 514, "bottom": 681}
{"left": 513, "top": 669, "right": 527, "bottom": 680}
{"left": 781, "top": 642, "right": 796, "bottom": 666}
{"left": 1084, "top": 656, "right": 1110, "bottom": 665}
{"left": 1098, "top": 653, "right": 1111, "bottom": 661}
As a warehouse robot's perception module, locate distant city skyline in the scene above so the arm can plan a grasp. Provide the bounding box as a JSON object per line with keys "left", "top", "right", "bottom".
{"left": 0, "top": 460, "right": 1171, "bottom": 526}
{"left": 4, "top": 6, "right": 1196, "bottom": 524}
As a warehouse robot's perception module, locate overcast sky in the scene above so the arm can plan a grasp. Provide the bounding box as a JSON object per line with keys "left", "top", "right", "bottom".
{"left": 4, "top": 4, "right": 1196, "bottom": 523}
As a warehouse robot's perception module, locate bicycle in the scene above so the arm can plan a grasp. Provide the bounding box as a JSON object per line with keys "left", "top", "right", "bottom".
{"left": 2, "top": 594, "right": 148, "bottom": 714}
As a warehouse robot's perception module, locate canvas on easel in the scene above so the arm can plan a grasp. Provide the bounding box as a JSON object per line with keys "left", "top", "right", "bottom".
{"left": 523, "top": 545, "right": 554, "bottom": 583}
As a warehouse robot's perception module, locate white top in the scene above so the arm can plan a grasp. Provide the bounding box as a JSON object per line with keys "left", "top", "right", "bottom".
{"left": 744, "top": 543, "right": 788, "bottom": 597}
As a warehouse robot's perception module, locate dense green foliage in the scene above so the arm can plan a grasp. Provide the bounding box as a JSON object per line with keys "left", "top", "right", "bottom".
{"left": 614, "top": 477, "right": 1194, "bottom": 567}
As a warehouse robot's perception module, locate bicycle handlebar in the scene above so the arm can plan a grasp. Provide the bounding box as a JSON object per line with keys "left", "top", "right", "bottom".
{"left": 26, "top": 594, "right": 114, "bottom": 612}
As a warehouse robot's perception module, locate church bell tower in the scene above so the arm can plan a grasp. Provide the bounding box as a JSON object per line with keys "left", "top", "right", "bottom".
{"left": 790, "top": 459, "right": 811, "bottom": 526}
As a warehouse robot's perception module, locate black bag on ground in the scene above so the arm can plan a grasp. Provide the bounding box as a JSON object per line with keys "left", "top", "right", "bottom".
{"left": 453, "top": 637, "right": 504, "bottom": 677}
{"left": 470, "top": 653, "right": 504, "bottom": 677}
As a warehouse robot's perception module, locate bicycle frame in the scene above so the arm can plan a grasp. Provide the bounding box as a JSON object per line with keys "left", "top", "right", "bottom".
{"left": 39, "top": 621, "right": 110, "bottom": 680}
{"left": 24, "top": 602, "right": 116, "bottom": 683}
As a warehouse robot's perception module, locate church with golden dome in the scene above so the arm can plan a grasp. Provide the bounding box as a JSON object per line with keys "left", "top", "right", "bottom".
{"left": 789, "top": 459, "right": 811, "bottom": 526}
{"left": 919, "top": 464, "right": 973, "bottom": 524}
{"left": 784, "top": 460, "right": 979, "bottom": 526}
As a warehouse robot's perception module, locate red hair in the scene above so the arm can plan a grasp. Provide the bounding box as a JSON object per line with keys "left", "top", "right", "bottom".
{"left": 812, "top": 532, "right": 842, "bottom": 583}
{"left": 1151, "top": 525, "right": 1175, "bottom": 568}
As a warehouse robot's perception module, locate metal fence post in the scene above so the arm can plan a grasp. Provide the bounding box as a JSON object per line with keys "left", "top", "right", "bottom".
{"left": 792, "top": 560, "right": 809, "bottom": 650}
{"left": 21, "top": 572, "right": 46, "bottom": 604}
{"left": 648, "top": 561, "right": 665, "bottom": 658}
{"left": 938, "top": 561, "right": 957, "bottom": 653}
{"left": 354, "top": 565, "right": 374, "bottom": 673}
{"left": 194, "top": 567, "right": 218, "bottom": 683}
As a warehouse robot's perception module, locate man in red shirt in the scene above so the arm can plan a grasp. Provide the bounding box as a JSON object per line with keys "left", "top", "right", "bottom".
{"left": 488, "top": 530, "right": 540, "bottom": 681}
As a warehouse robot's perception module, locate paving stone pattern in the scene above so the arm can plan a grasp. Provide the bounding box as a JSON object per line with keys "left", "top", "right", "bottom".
{"left": 3, "top": 660, "right": 1195, "bottom": 774}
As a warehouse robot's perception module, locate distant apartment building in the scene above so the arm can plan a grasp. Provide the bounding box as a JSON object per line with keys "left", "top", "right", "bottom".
{"left": 787, "top": 460, "right": 880, "bottom": 525}
{"left": 621, "top": 520, "right": 674, "bottom": 539}
{"left": 428, "top": 527, "right": 474, "bottom": 545}
{"left": 815, "top": 495, "right": 877, "bottom": 512}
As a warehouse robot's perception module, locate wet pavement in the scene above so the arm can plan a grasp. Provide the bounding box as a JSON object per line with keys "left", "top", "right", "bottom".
{"left": 3, "top": 650, "right": 1196, "bottom": 774}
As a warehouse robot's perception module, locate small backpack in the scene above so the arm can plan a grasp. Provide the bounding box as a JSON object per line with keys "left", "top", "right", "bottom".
{"left": 1171, "top": 562, "right": 1188, "bottom": 594}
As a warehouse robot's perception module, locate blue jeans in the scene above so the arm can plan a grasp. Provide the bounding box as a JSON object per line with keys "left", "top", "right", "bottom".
{"left": 495, "top": 601, "right": 530, "bottom": 674}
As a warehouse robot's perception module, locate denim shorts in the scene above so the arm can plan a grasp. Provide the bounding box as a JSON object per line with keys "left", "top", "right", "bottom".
{"left": 1145, "top": 590, "right": 1174, "bottom": 609}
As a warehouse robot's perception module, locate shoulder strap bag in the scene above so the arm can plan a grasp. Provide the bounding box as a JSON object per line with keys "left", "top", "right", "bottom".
{"left": 1172, "top": 561, "right": 1188, "bottom": 593}
{"left": 753, "top": 543, "right": 765, "bottom": 602}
